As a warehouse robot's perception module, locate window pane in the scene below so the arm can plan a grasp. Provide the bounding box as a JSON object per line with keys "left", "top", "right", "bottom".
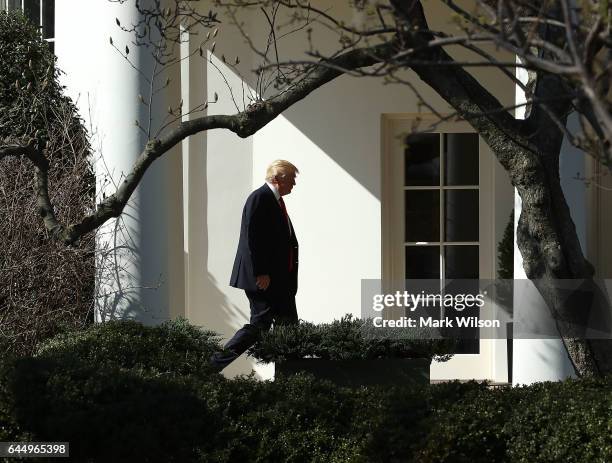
{"left": 444, "top": 133, "right": 479, "bottom": 186}
{"left": 24, "top": 0, "right": 40, "bottom": 26}
{"left": 444, "top": 245, "right": 479, "bottom": 279}
{"left": 445, "top": 189, "right": 478, "bottom": 241}
{"left": 444, "top": 246, "right": 480, "bottom": 353}
{"left": 42, "top": 0, "right": 54, "bottom": 38}
{"left": 405, "top": 190, "right": 439, "bottom": 242}
{"left": 404, "top": 133, "right": 440, "bottom": 186}
{"left": 8, "top": 0, "right": 20, "bottom": 11}
{"left": 405, "top": 246, "right": 440, "bottom": 279}
{"left": 0, "top": 1, "right": 6, "bottom": 12}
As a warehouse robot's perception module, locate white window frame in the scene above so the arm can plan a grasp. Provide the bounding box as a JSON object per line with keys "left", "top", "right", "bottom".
{"left": 382, "top": 114, "right": 511, "bottom": 382}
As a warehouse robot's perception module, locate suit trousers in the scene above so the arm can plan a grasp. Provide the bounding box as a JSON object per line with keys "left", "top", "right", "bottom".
{"left": 211, "top": 287, "right": 298, "bottom": 369}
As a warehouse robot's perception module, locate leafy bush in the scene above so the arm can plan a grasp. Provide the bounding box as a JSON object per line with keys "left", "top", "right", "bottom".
{"left": 36, "top": 317, "right": 223, "bottom": 378}
{"left": 415, "top": 377, "right": 612, "bottom": 463}
{"left": 248, "top": 314, "right": 455, "bottom": 362}
{"left": 0, "top": 319, "right": 609, "bottom": 462}
{"left": 0, "top": 10, "right": 95, "bottom": 357}
{"left": 2, "top": 319, "right": 224, "bottom": 461}
{"left": 5, "top": 357, "right": 218, "bottom": 462}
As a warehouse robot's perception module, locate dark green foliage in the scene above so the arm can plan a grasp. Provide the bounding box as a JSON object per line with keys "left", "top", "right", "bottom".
{"left": 0, "top": 10, "right": 63, "bottom": 141}
{"left": 248, "top": 314, "right": 455, "bottom": 362}
{"left": 2, "top": 319, "right": 224, "bottom": 461}
{"left": 503, "top": 379, "right": 612, "bottom": 463}
{"left": 36, "top": 318, "right": 223, "bottom": 378}
{"left": 0, "top": 11, "right": 95, "bottom": 357}
{"left": 415, "top": 377, "right": 612, "bottom": 463}
{"left": 7, "top": 358, "right": 217, "bottom": 462}
{"left": 0, "top": 320, "right": 610, "bottom": 462}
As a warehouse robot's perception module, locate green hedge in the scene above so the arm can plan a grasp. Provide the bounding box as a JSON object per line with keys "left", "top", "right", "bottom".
{"left": 248, "top": 314, "right": 455, "bottom": 363}
{"left": 415, "top": 378, "right": 612, "bottom": 463}
{"left": 35, "top": 317, "right": 222, "bottom": 378}
{"left": 0, "top": 319, "right": 610, "bottom": 462}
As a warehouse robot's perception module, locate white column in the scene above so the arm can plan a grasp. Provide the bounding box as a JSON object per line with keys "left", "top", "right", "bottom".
{"left": 55, "top": 0, "right": 184, "bottom": 324}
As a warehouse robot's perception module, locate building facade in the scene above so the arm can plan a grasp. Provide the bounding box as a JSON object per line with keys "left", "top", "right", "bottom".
{"left": 11, "top": 0, "right": 609, "bottom": 383}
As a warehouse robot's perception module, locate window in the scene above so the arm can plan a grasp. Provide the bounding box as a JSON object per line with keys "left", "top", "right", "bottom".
{"left": 383, "top": 115, "right": 510, "bottom": 381}
{"left": 1, "top": 0, "right": 55, "bottom": 53}
{"left": 403, "top": 132, "right": 481, "bottom": 353}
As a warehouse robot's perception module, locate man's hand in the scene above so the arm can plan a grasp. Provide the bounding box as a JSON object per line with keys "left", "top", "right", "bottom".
{"left": 256, "top": 274, "right": 271, "bottom": 290}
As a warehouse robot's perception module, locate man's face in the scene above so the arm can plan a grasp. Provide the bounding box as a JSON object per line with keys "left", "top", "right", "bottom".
{"left": 275, "top": 171, "right": 296, "bottom": 196}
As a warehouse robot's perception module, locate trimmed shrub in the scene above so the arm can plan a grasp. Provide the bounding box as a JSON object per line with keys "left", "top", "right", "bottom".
{"left": 36, "top": 317, "right": 223, "bottom": 378}
{"left": 248, "top": 314, "right": 455, "bottom": 362}
{"left": 0, "top": 320, "right": 610, "bottom": 462}
{"left": 3, "top": 319, "right": 224, "bottom": 461}
{"left": 416, "top": 377, "right": 612, "bottom": 463}
{"left": 5, "top": 357, "right": 218, "bottom": 462}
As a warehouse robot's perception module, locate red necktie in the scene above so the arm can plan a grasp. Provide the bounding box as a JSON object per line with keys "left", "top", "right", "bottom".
{"left": 279, "top": 197, "right": 294, "bottom": 272}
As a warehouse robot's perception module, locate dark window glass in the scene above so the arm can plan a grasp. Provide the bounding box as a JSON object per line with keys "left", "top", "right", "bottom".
{"left": 404, "top": 133, "right": 440, "bottom": 186}
{"left": 405, "top": 190, "right": 439, "bottom": 242}
{"left": 0, "top": 1, "right": 6, "bottom": 11}
{"left": 444, "top": 133, "right": 479, "bottom": 186}
{"left": 24, "top": 0, "right": 40, "bottom": 27}
{"left": 444, "top": 245, "right": 479, "bottom": 279}
{"left": 444, "top": 245, "right": 480, "bottom": 353}
{"left": 43, "top": 0, "right": 54, "bottom": 38}
{"left": 405, "top": 246, "right": 440, "bottom": 279}
{"left": 8, "top": 0, "right": 20, "bottom": 11}
{"left": 445, "top": 189, "right": 478, "bottom": 242}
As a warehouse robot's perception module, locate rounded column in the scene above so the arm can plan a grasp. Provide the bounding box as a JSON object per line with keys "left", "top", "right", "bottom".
{"left": 55, "top": 0, "right": 184, "bottom": 324}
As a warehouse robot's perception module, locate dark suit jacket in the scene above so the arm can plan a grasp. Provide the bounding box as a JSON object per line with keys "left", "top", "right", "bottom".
{"left": 230, "top": 184, "right": 298, "bottom": 295}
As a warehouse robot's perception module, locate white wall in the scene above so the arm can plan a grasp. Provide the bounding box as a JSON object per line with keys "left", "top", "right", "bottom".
{"left": 189, "top": 1, "right": 515, "bottom": 379}
{"left": 57, "top": 0, "right": 518, "bottom": 380}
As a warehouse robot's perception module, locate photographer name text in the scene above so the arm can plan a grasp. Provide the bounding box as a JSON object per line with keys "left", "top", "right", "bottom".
{"left": 372, "top": 316, "right": 500, "bottom": 328}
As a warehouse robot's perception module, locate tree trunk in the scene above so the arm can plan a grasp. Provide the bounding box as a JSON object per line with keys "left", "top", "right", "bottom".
{"left": 390, "top": 0, "right": 612, "bottom": 376}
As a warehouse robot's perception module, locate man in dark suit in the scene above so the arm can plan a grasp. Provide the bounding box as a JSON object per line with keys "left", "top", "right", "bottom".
{"left": 210, "top": 160, "right": 299, "bottom": 371}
